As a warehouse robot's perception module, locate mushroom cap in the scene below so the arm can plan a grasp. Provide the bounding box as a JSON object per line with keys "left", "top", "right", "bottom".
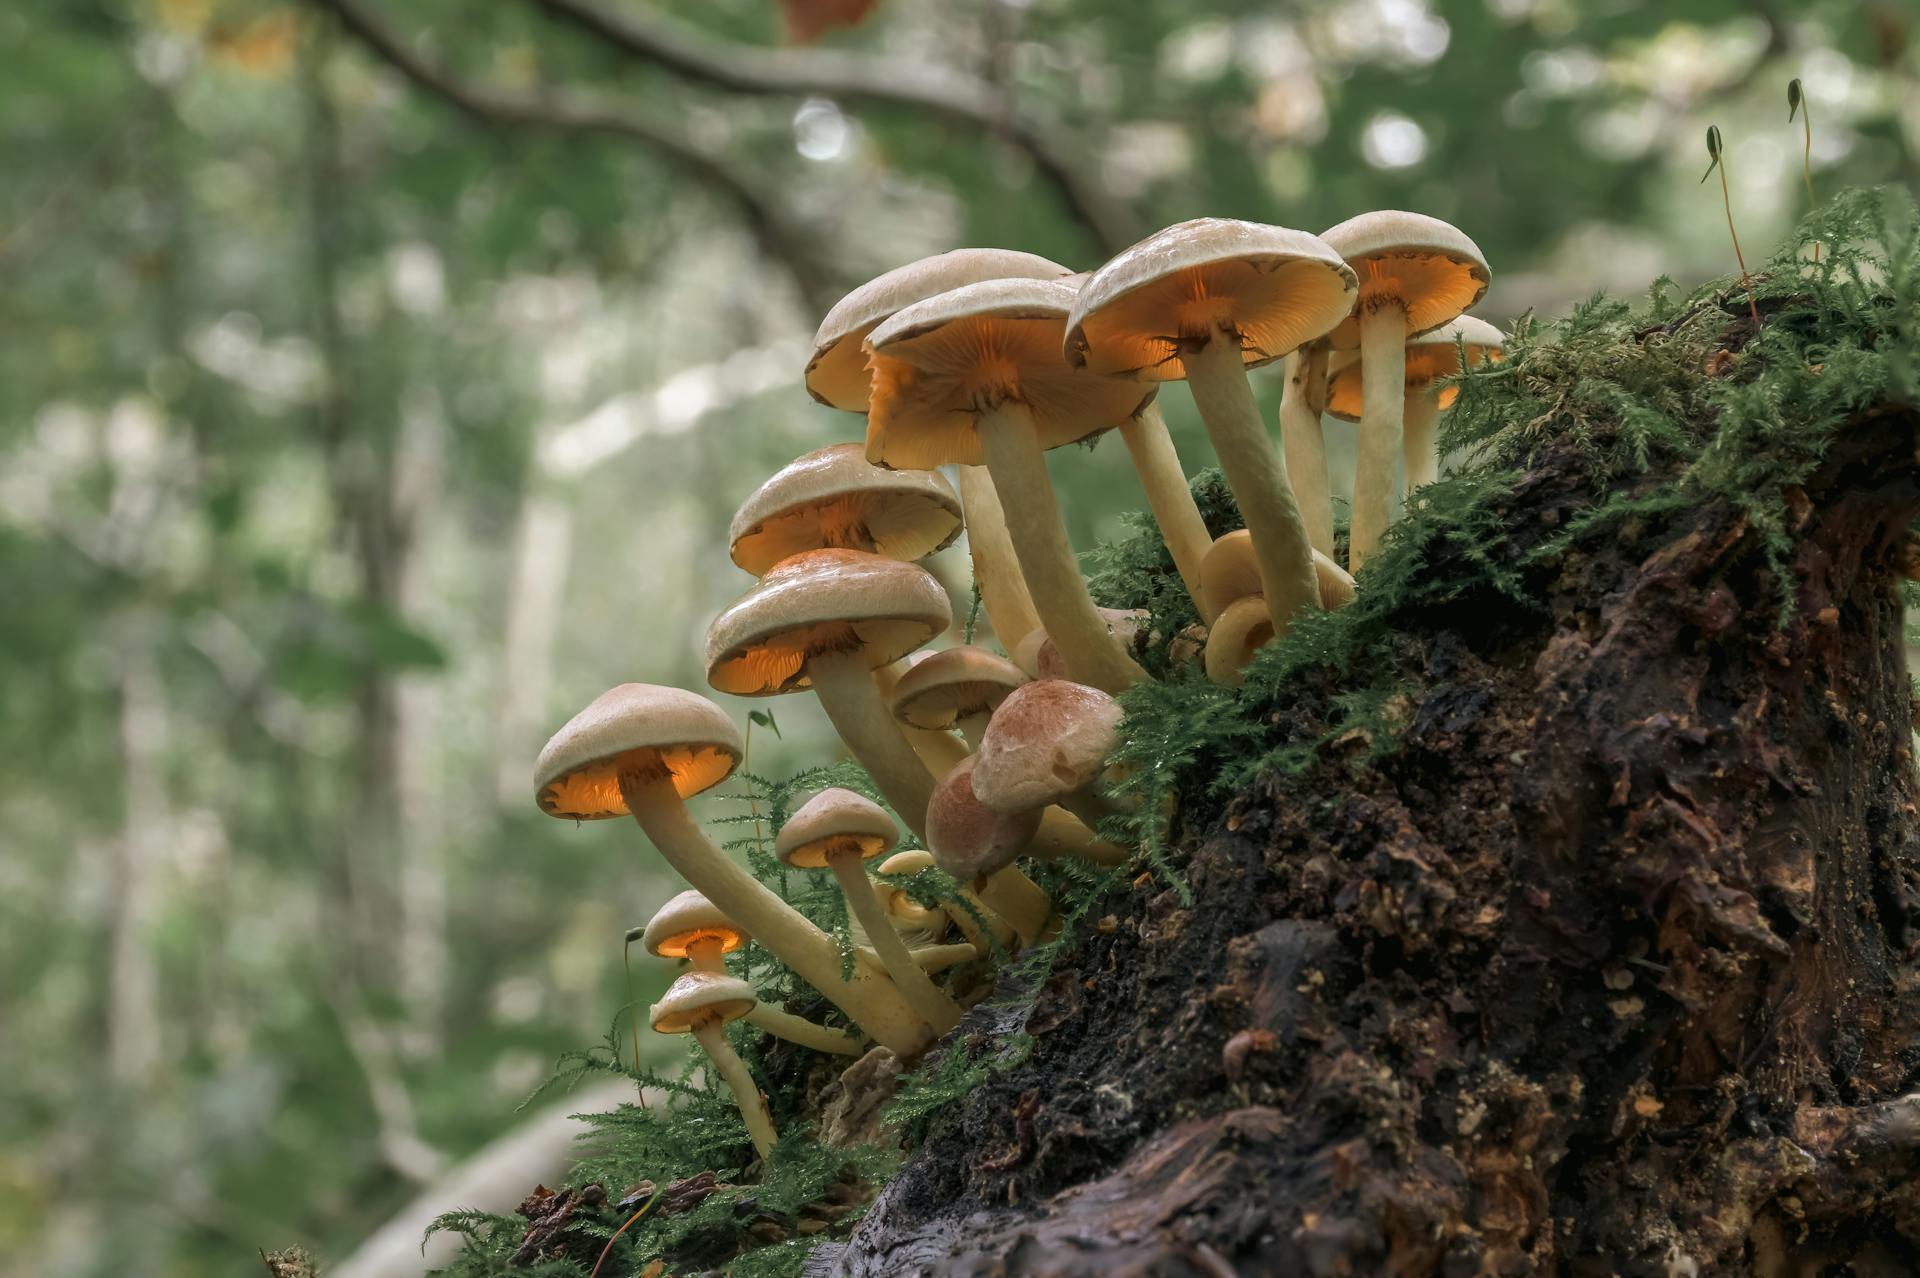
{"left": 641, "top": 889, "right": 749, "bottom": 958}
{"left": 729, "top": 443, "right": 964, "bottom": 575}
{"left": 705, "top": 548, "right": 953, "bottom": 696}
{"left": 865, "top": 277, "right": 1154, "bottom": 470}
{"left": 926, "top": 754, "right": 1044, "bottom": 881}
{"left": 1323, "top": 314, "right": 1506, "bottom": 421}
{"left": 1205, "top": 594, "right": 1275, "bottom": 686}
{"left": 649, "top": 970, "right": 758, "bottom": 1034}
{"left": 1010, "top": 608, "right": 1144, "bottom": 680}
{"left": 807, "top": 249, "right": 1074, "bottom": 412}
{"left": 775, "top": 786, "right": 899, "bottom": 869}
{"left": 972, "top": 679, "right": 1124, "bottom": 813}
{"left": 878, "top": 849, "right": 934, "bottom": 877}
{"left": 1200, "top": 530, "right": 1353, "bottom": 614}
{"left": 1318, "top": 211, "right": 1490, "bottom": 349}
{"left": 535, "top": 684, "right": 742, "bottom": 819}
{"left": 1065, "top": 218, "right": 1357, "bottom": 380}
{"left": 891, "top": 645, "right": 1029, "bottom": 730}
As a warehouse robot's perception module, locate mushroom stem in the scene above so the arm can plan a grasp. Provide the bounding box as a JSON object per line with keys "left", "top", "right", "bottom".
{"left": 1118, "top": 402, "right": 1213, "bottom": 618}
{"left": 684, "top": 936, "right": 729, "bottom": 973}
{"left": 1402, "top": 387, "right": 1440, "bottom": 493}
{"left": 829, "top": 855, "right": 963, "bottom": 1034}
{"left": 1183, "top": 334, "right": 1320, "bottom": 637}
{"left": 618, "top": 772, "right": 930, "bottom": 1055}
{"left": 809, "top": 650, "right": 940, "bottom": 841}
{"left": 1352, "top": 302, "right": 1409, "bottom": 570}
{"left": 909, "top": 942, "right": 982, "bottom": 975}
{"left": 1053, "top": 791, "right": 1122, "bottom": 837}
{"left": 977, "top": 403, "right": 1147, "bottom": 693}
{"left": 972, "top": 869, "right": 1052, "bottom": 946}
{"left": 1279, "top": 345, "right": 1335, "bottom": 560}
{"left": 955, "top": 465, "right": 1042, "bottom": 651}
{"left": 1031, "top": 806, "right": 1127, "bottom": 866}
{"left": 690, "top": 1018, "right": 778, "bottom": 1158}
{"left": 956, "top": 712, "right": 988, "bottom": 752}
{"left": 745, "top": 1005, "right": 866, "bottom": 1056}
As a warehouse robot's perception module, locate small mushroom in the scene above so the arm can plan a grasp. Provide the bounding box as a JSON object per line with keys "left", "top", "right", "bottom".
{"left": 535, "top": 683, "right": 931, "bottom": 1056}
{"left": 971, "top": 680, "right": 1133, "bottom": 840}
{"left": 649, "top": 970, "right": 778, "bottom": 1158}
{"left": 1324, "top": 315, "right": 1505, "bottom": 495}
{"left": 865, "top": 277, "right": 1152, "bottom": 693}
{"left": 873, "top": 656, "right": 971, "bottom": 776}
{"left": 1319, "top": 212, "right": 1490, "bottom": 569}
{"left": 776, "top": 788, "right": 963, "bottom": 1034}
{"left": 1196, "top": 531, "right": 1353, "bottom": 683}
{"left": 706, "top": 548, "right": 951, "bottom": 840}
{"left": 1068, "top": 219, "right": 1356, "bottom": 641}
{"left": 639, "top": 891, "right": 864, "bottom": 1056}
{"left": 927, "top": 753, "right": 1045, "bottom": 883}
{"left": 729, "top": 443, "right": 963, "bottom": 575}
{"left": 891, "top": 645, "right": 1029, "bottom": 750}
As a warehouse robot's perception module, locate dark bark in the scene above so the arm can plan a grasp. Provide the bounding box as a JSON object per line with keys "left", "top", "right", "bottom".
{"left": 813, "top": 388, "right": 1920, "bottom": 1274}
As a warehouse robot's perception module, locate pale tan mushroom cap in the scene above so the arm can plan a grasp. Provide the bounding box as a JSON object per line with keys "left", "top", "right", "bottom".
{"left": 878, "top": 849, "right": 934, "bottom": 877}
{"left": 649, "top": 970, "right": 758, "bottom": 1033}
{"left": 891, "top": 645, "right": 1029, "bottom": 730}
{"left": 865, "top": 277, "right": 1154, "bottom": 471}
{"left": 729, "top": 443, "right": 964, "bottom": 575}
{"left": 926, "top": 754, "right": 1044, "bottom": 881}
{"left": 535, "top": 684, "right": 742, "bottom": 819}
{"left": 972, "top": 679, "right": 1124, "bottom": 813}
{"left": 1010, "top": 608, "right": 1144, "bottom": 680}
{"left": 775, "top": 786, "right": 899, "bottom": 869}
{"left": 1200, "top": 529, "right": 1352, "bottom": 613}
{"left": 807, "top": 249, "right": 1074, "bottom": 411}
{"left": 1324, "top": 314, "right": 1506, "bottom": 420}
{"left": 706, "top": 548, "right": 953, "bottom": 696}
{"left": 1064, "top": 218, "right": 1357, "bottom": 380}
{"left": 641, "top": 889, "right": 749, "bottom": 958}
{"left": 1319, "top": 211, "right": 1490, "bottom": 349}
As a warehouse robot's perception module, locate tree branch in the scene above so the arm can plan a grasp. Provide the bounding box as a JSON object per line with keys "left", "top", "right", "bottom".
{"left": 529, "top": 0, "right": 1137, "bottom": 256}
{"left": 301, "top": 0, "right": 839, "bottom": 313}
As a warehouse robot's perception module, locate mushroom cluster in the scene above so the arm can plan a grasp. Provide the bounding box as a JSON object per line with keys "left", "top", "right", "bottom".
{"left": 532, "top": 213, "right": 1501, "bottom": 1157}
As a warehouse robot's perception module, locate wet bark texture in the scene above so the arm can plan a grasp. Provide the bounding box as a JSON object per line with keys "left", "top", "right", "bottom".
{"left": 811, "top": 391, "right": 1920, "bottom": 1275}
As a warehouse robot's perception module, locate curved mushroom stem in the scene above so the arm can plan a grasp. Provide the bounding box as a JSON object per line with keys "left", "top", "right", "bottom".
{"left": 809, "top": 650, "right": 940, "bottom": 841}
{"left": 745, "top": 1004, "right": 866, "bottom": 1056}
{"left": 1052, "top": 792, "right": 1123, "bottom": 839}
{"left": 690, "top": 1018, "right": 778, "bottom": 1158}
{"left": 972, "top": 868, "right": 1052, "bottom": 946}
{"left": 977, "top": 403, "right": 1147, "bottom": 694}
{"left": 1402, "top": 387, "right": 1440, "bottom": 493}
{"left": 956, "top": 465, "right": 1041, "bottom": 652}
{"left": 618, "top": 771, "right": 931, "bottom": 1056}
{"left": 1314, "top": 549, "right": 1357, "bottom": 610}
{"left": 909, "top": 942, "right": 983, "bottom": 975}
{"left": 1205, "top": 595, "right": 1275, "bottom": 686}
{"left": 1030, "top": 806, "right": 1127, "bottom": 866}
{"left": 1183, "top": 334, "right": 1320, "bottom": 639}
{"left": 1118, "top": 402, "right": 1213, "bottom": 618}
{"left": 1279, "top": 345, "right": 1336, "bottom": 561}
{"left": 1352, "top": 302, "right": 1409, "bottom": 570}
{"left": 829, "top": 856, "right": 963, "bottom": 1034}
{"left": 956, "top": 712, "right": 988, "bottom": 752}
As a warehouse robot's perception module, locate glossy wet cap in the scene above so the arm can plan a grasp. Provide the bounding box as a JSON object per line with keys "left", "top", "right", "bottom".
{"left": 807, "top": 249, "right": 1074, "bottom": 411}
{"left": 972, "top": 679, "right": 1124, "bottom": 813}
{"left": 535, "top": 684, "right": 742, "bottom": 819}
{"left": 926, "top": 754, "right": 1044, "bottom": 881}
{"left": 730, "top": 444, "right": 963, "bottom": 575}
{"left": 1319, "top": 211, "right": 1490, "bottom": 348}
{"left": 1065, "top": 219, "right": 1357, "bottom": 380}
{"left": 891, "top": 645, "right": 1029, "bottom": 730}
{"left": 775, "top": 786, "right": 899, "bottom": 869}
{"left": 865, "top": 277, "right": 1154, "bottom": 470}
{"left": 1323, "top": 314, "right": 1506, "bottom": 420}
{"left": 649, "top": 970, "right": 758, "bottom": 1033}
{"left": 706, "top": 548, "right": 953, "bottom": 696}
{"left": 641, "top": 889, "right": 749, "bottom": 958}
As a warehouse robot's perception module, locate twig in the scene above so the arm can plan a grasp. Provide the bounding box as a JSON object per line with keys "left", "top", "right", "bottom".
{"left": 302, "top": 0, "right": 838, "bottom": 312}
{"left": 529, "top": 0, "right": 1136, "bottom": 254}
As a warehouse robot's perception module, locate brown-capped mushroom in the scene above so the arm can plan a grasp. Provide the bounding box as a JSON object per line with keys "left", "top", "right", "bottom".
{"left": 536, "top": 683, "right": 931, "bottom": 1055}
{"left": 1325, "top": 315, "right": 1505, "bottom": 495}
{"left": 776, "top": 788, "right": 963, "bottom": 1034}
{"left": 729, "top": 443, "right": 963, "bottom": 575}
{"left": 640, "top": 890, "right": 864, "bottom": 1056}
{"left": 706, "top": 548, "right": 951, "bottom": 840}
{"left": 649, "top": 970, "right": 778, "bottom": 1158}
{"left": 865, "top": 277, "right": 1151, "bottom": 693}
{"left": 1319, "top": 212, "right": 1490, "bottom": 569}
{"left": 891, "top": 645, "right": 1028, "bottom": 750}
{"left": 1067, "top": 219, "right": 1356, "bottom": 641}
{"left": 971, "top": 680, "right": 1134, "bottom": 839}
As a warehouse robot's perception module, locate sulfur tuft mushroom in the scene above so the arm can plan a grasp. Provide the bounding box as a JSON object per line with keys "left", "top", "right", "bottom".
{"left": 1197, "top": 530, "right": 1354, "bottom": 683}
{"left": 890, "top": 645, "right": 1028, "bottom": 750}
{"left": 640, "top": 890, "right": 864, "bottom": 1056}
{"left": 971, "top": 679, "right": 1130, "bottom": 836}
{"left": 729, "top": 443, "right": 963, "bottom": 576}
{"left": 1324, "top": 315, "right": 1505, "bottom": 495}
{"left": 1319, "top": 211, "right": 1490, "bottom": 569}
{"left": 776, "top": 788, "right": 963, "bottom": 1034}
{"left": 1068, "top": 218, "right": 1355, "bottom": 642}
{"left": 649, "top": 970, "right": 778, "bottom": 1158}
{"left": 1278, "top": 341, "right": 1336, "bottom": 558}
{"left": 536, "top": 683, "right": 931, "bottom": 1055}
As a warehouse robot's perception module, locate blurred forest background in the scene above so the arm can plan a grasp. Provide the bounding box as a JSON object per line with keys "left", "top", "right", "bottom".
{"left": 3, "top": 0, "right": 1917, "bottom": 1273}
